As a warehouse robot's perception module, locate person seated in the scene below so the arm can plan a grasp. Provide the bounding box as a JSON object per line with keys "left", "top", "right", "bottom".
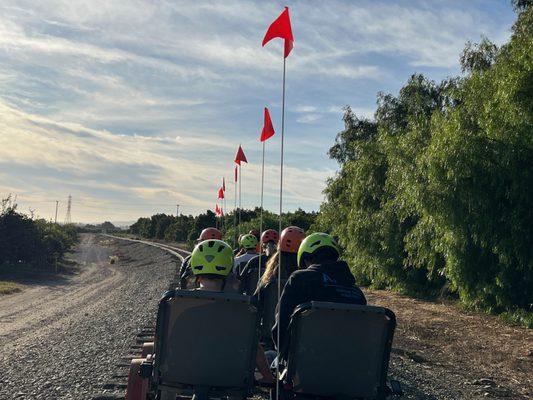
{"left": 233, "top": 234, "right": 259, "bottom": 276}
{"left": 248, "top": 229, "right": 261, "bottom": 253}
{"left": 239, "top": 229, "right": 279, "bottom": 295}
{"left": 233, "top": 233, "right": 245, "bottom": 256}
{"left": 254, "top": 226, "right": 305, "bottom": 347}
{"left": 189, "top": 239, "right": 274, "bottom": 383}
{"left": 272, "top": 232, "right": 367, "bottom": 361}
{"left": 178, "top": 227, "right": 222, "bottom": 289}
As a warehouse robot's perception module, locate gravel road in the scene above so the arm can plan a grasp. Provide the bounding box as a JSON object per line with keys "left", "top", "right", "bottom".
{"left": 0, "top": 234, "right": 178, "bottom": 400}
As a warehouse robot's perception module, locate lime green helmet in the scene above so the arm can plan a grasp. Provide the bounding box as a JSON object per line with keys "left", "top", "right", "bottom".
{"left": 297, "top": 232, "right": 340, "bottom": 268}
{"left": 240, "top": 234, "right": 258, "bottom": 250}
{"left": 190, "top": 239, "right": 233, "bottom": 277}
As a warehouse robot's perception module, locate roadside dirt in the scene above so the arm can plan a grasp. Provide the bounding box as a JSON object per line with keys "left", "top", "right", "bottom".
{"left": 0, "top": 234, "right": 178, "bottom": 399}
{"left": 366, "top": 290, "right": 532, "bottom": 399}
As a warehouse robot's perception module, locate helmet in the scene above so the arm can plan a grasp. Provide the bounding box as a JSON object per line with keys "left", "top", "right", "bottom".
{"left": 279, "top": 226, "right": 305, "bottom": 254}
{"left": 240, "top": 234, "right": 259, "bottom": 250}
{"left": 297, "top": 232, "right": 339, "bottom": 268}
{"left": 261, "top": 229, "right": 279, "bottom": 245}
{"left": 199, "top": 228, "right": 222, "bottom": 241}
{"left": 190, "top": 240, "right": 233, "bottom": 277}
{"left": 249, "top": 229, "right": 260, "bottom": 239}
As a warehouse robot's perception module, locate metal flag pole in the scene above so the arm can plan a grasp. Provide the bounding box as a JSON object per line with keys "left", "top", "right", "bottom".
{"left": 258, "top": 140, "right": 266, "bottom": 290}
{"left": 239, "top": 163, "right": 242, "bottom": 230}
{"left": 223, "top": 192, "right": 227, "bottom": 234}
{"left": 234, "top": 167, "right": 238, "bottom": 248}
{"left": 275, "top": 54, "right": 287, "bottom": 400}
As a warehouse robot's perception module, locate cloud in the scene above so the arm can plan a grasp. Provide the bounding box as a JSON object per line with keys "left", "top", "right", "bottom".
{"left": 0, "top": 0, "right": 515, "bottom": 222}
{"left": 296, "top": 114, "right": 321, "bottom": 124}
{"left": 293, "top": 105, "right": 317, "bottom": 113}
{"left": 0, "top": 100, "right": 331, "bottom": 221}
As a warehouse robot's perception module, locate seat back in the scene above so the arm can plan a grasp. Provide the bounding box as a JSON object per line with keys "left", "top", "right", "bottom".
{"left": 153, "top": 290, "right": 258, "bottom": 394}
{"left": 287, "top": 302, "right": 395, "bottom": 400}
{"left": 259, "top": 278, "right": 287, "bottom": 342}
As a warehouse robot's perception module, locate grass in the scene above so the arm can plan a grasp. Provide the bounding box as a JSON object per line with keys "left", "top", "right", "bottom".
{"left": 0, "top": 281, "right": 25, "bottom": 295}
{"left": 499, "top": 309, "right": 533, "bottom": 329}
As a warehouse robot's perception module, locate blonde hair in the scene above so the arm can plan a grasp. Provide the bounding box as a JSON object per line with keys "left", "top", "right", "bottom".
{"left": 260, "top": 250, "right": 280, "bottom": 287}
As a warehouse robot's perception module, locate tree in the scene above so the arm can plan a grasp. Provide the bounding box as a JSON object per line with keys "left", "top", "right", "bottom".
{"left": 315, "top": 5, "right": 533, "bottom": 319}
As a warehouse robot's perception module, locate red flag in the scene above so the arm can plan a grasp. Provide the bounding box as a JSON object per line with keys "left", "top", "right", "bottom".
{"left": 215, "top": 204, "right": 221, "bottom": 216}
{"left": 262, "top": 7, "right": 294, "bottom": 58}
{"left": 260, "top": 107, "right": 275, "bottom": 142}
{"left": 222, "top": 177, "right": 226, "bottom": 192}
{"left": 234, "top": 166, "right": 238, "bottom": 182}
{"left": 218, "top": 187, "right": 225, "bottom": 199}
{"left": 234, "top": 145, "right": 248, "bottom": 165}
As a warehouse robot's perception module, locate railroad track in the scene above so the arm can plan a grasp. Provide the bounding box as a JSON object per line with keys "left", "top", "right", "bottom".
{"left": 93, "top": 235, "right": 191, "bottom": 400}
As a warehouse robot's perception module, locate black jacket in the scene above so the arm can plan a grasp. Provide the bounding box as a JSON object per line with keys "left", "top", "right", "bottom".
{"left": 239, "top": 254, "right": 268, "bottom": 295}
{"left": 272, "top": 261, "right": 366, "bottom": 358}
{"left": 178, "top": 255, "right": 192, "bottom": 289}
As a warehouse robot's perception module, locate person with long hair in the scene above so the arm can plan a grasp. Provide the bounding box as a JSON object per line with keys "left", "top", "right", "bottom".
{"left": 239, "top": 229, "right": 279, "bottom": 295}
{"left": 254, "top": 226, "right": 305, "bottom": 348}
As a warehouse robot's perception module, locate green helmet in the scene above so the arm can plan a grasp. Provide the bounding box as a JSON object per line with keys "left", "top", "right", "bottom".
{"left": 190, "top": 239, "right": 233, "bottom": 277}
{"left": 297, "top": 232, "right": 340, "bottom": 268}
{"left": 240, "top": 234, "right": 258, "bottom": 250}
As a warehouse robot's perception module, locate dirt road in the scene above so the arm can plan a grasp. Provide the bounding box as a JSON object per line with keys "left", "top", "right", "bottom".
{"left": 0, "top": 234, "right": 178, "bottom": 399}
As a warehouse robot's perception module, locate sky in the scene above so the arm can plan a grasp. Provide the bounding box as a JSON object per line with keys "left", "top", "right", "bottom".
{"left": 0, "top": 0, "right": 517, "bottom": 224}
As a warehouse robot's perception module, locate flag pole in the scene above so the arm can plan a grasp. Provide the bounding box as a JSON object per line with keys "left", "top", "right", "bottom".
{"left": 239, "top": 163, "right": 242, "bottom": 229}
{"left": 234, "top": 168, "right": 238, "bottom": 247}
{"left": 276, "top": 53, "right": 287, "bottom": 400}
{"left": 223, "top": 193, "right": 227, "bottom": 234}
{"left": 259, "top": 140, "right": 266, "bottom": 286}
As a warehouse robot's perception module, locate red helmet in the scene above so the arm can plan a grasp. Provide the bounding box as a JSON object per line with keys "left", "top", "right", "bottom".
{"left": 199, "top": 227, "right": 222, "bottom": 241}
{"left": 279, "top": 226, "right": 305, "bottom": 254}
{"left": 261, "top": 229, "right": 279, "bottom": 245}
{"left": 249, "top": 229, "right": 260, "bottom": 239}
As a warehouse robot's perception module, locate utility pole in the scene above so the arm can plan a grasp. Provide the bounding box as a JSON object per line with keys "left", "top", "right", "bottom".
{"left": 54, "top": 201, "right": 59, "bottom": 224}
{"left": 64, "top": 195, "right": 72, "bottom": 224}
{"left": 176, "top": 204, "right": 180, "bottom": 217}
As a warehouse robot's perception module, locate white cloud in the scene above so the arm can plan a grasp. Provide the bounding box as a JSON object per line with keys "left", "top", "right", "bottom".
{"left": 293, "top": 105, "right": 317, "bottom": 113}
{"left": 0, "top": 100, "right": 330, "bottom": 221}
{"left": 0, "top": 0, "right": 515, "bottom": 222}
{"left": 296, "top": 114, "right": 321, "bottom": 124}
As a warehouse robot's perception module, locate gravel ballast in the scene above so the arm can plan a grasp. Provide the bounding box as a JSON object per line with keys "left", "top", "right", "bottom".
{"left": 0, "top": 234, "right": 179, "bottom": 400}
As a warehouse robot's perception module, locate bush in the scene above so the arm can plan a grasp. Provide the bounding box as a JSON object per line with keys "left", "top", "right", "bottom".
{"left": 0, "top": 196, "right": 78, "bottom": 268}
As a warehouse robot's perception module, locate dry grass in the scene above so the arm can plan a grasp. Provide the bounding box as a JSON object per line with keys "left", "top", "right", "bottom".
{"left": 0, "top": 281, "right": 25, "bottom": 295}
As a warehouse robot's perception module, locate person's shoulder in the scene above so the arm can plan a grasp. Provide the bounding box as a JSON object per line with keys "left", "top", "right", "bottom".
{"left": 287, "top": 268, "right": 318, "bottom": 284}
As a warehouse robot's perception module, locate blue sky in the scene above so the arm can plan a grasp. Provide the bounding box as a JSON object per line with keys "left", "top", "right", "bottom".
{"left": 0, "top": 0, "right": 517, "bottom": 224}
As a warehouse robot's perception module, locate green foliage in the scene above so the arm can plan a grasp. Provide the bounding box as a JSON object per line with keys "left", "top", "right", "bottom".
{"left": 0, "top": 196, "right": 78, "bottom": 268}
{"left": 129, "top": 207, "right": 317, "bottom": 251}
{"left": 315, "top": 7, "right": 533, "bottom": 318}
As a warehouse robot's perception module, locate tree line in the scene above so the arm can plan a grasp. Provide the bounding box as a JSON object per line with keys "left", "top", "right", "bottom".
{"left": 129, "top": 207, "right": 317, "bottom": 249}
{"left": 313, "top": 3, "right": 532, "bottom": 325}
{"left": 0, "top": 196, "right": 78, "bottom": 269}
